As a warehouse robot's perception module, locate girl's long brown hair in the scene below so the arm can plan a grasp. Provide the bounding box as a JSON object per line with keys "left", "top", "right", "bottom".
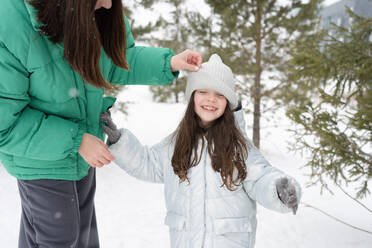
{"left": 28, "top": 0, "right": 129, "bottom": 89}
{"left": 171, "top": 92, "right": 250, "bottom": 191}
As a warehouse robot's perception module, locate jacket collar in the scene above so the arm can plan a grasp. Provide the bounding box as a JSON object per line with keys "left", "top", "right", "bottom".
{"left": 24, "top": 1, "right": 42, "bottom": 32}
{"left": 24, "top": 1, "right": 64, "bottom": 50}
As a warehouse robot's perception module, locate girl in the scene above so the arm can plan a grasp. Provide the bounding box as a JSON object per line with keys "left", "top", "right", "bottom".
{"left": 0, "top": 0, "right": 201, "bottom": 247}
{"left": 101, "top": 54, "right": 301, "bottom": 248}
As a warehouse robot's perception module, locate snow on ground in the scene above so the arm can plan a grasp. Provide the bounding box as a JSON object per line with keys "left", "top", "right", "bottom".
{"left": 1, "top": 85, "right": 371, "bottom": 248}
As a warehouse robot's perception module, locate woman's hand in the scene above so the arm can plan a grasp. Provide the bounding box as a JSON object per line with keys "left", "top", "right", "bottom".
{"left": 170, "top": 49, "right": 202, "bottom": 72}
{"left": 78, "top": 133, "right": 115, "bottom": 168}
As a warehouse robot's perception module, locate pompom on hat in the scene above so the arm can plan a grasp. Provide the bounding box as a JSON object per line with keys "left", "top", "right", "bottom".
{"left": 185, "top": 54, "right": 238, "bottom": 109}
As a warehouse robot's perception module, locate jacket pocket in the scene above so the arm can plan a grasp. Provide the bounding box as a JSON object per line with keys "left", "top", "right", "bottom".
{"left": 214, "top": 217, "right": 252, "bottom": 235}
{"left": 164, "top": 212, "right": 186, "bottom": 231}
{"left": 213, "top": 218, "right": 253, "bottom": 248}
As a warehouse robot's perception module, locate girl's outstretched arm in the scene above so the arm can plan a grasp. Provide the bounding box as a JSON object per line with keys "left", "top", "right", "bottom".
{"left": 234, "top": 110, "right": 302, "bottom": 213}
{"left": 242, "top": 144, "right": 301, "bottom": 213}
{"left": 109, "top": 128, "right": 169, "bottom": 184}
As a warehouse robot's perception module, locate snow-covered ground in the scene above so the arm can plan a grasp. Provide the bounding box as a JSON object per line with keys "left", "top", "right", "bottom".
{"left": 1, "top": 85, "right": 371, "bottom": 248}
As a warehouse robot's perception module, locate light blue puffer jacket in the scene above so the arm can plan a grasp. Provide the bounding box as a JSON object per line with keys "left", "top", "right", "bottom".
{"left": 109, "top": 110, "right": 301, "bottom": 248}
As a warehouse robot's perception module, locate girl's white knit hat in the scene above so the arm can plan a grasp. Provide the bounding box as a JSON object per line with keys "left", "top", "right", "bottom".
{"left": 185, "top": 54, "right": 238, "bottom": 109}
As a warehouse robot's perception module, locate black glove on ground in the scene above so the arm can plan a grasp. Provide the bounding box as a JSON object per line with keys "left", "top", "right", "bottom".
{"left": 99, "top": 111, "right": 121, "bottom": 146}
{"left": 276, "top": 177, "right": 298, "bottom": 215}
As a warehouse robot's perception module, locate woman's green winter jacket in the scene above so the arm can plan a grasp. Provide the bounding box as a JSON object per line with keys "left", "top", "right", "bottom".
{"left": 0, "top": 0, "right": 178, "bottom": 180}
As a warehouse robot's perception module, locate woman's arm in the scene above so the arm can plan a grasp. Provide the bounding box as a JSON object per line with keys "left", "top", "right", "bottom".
{"left": 109, "top": 16, "right": 201, "bottom": 86}
{"left": 0, "top": 43, "right": 86, "bottom": 161}
{"left": 109, "top": 16, "right": 178, "bottom": 86}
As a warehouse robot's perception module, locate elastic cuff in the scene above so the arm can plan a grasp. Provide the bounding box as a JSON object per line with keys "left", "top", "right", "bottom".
{"left": 72, "top": 123, "right": 86, "bottom": 154}
{"left": 164, "top": 49, "right": 180, "bottom": 81}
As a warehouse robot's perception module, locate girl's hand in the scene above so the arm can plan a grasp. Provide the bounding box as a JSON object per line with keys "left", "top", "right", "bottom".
{"left": 170, "top": 49, "right": 202, "bottom": 72}
{"left": 276, "top": 177, "right": 299, "bottom": 214}
{"left": 78, "top": 133, "right": 115, "bottom": 168}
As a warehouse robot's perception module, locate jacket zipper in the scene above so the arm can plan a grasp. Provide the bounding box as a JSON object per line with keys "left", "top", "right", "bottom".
{"left": 202, "top": 142, "right": 207, "bottom": 248}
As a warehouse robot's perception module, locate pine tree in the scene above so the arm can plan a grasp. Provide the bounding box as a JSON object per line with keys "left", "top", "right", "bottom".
{"left": 104, "top": 1, "right": 160, "bottom": 114}
{"left": 280, "top": 8, "right": 372, "bottom": 198}
{"left": 145, "top": 0, "right": 190, "bottom": 103}
{"left": 186, "top": 0, "right": 321, "bottom": 148}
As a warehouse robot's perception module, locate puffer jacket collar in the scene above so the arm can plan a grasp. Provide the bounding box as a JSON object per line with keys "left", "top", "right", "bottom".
{"left": 24, "top": 1, "right": 41, "bottom": 32}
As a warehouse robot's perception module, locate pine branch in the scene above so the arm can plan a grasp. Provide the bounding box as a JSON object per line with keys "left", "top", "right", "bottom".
{"left": 301, "top": 202, "right": 372, "bottom": 236}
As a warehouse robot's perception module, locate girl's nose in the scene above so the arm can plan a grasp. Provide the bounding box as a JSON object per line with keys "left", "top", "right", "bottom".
{"left": 207, "top": 94, "right": 217, "bottom": 102}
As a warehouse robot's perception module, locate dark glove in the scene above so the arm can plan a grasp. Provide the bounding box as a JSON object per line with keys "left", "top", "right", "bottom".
{"left": 276, "top": 177, "right": 298, "bottom": 215}
{"left": 100, "top": 110, "right": 121, "bottom": 146}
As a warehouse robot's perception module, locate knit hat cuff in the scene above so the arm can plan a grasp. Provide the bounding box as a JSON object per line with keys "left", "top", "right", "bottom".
{"left": 186, "top": 71, "right": 238, "bottom": 109}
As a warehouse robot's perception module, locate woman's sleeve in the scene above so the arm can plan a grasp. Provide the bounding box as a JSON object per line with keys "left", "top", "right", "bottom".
{"left": 109, "top": 16, "right": 179, "bottom": 85}
{"left": 109, "top": 128, "right": 167, "bottom": 183}
{"left": 234, "top": 110, "right": 302, "bottom": 213}
{"left": 0, "top": 43, "right": 86, "bottom": 161}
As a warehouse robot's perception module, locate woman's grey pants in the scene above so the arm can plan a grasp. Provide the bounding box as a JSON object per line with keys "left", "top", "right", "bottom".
{"left": 17, "top": 168, "right": 99, "bottom": 248}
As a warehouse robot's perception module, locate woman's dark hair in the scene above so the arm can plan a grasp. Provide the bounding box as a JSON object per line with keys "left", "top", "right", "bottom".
{"left": 171, "top": 92, "right": 250, "bottom": 191}
{"left": 28, "top": 0, "right": 129, "bottom": 89}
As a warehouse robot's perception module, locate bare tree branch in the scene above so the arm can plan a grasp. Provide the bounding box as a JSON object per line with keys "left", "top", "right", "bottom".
{"left": 301, "top": 202, "right": 372, "bottom": 236}
{"left": 334, "top": 182, "right": 372, "bottom": 214}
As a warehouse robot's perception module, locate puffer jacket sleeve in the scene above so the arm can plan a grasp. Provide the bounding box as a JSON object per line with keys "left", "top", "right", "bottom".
{"left": 109, "top": 16, "right": 179, "bottom": 86}
{"left": 234, "top": 110, "right": 302, "bottom": 213}
{"left": 109, "top": 128, "right": 168, "bottom": 183}
{"left": 0, "top": 42, "right": 85, "bottom": 161}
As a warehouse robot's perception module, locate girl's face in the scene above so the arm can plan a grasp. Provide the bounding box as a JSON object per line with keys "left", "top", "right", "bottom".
{"left": 194, "top": 89, "right": 227, "bottom": 127}
{"left": 95, "top": 0, "right": 112, "bottom": 10}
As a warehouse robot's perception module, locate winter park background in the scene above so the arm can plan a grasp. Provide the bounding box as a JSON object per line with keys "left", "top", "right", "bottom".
{"left": 1, "top": 0, "right": 371, "bottom": 247}
{"left": 1, "top": 85, "right": 371, "bottom": 248}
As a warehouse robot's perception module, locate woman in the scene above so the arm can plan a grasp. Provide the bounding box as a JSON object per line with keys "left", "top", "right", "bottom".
{"left": 0, "top": 0, "right": 202, "bottom": 247}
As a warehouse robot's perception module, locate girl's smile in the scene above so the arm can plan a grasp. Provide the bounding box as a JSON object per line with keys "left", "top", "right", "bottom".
{"left": 194, "top": 89, "right": 227, "bottom": 126}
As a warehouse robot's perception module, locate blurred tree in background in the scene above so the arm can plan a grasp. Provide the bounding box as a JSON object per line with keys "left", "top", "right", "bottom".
{"left": 184, "top": 0, "right": 321, "bottom": 148}
{"left": 111, "top": 0, "right": 371, "bottom": 201}
{"left": 104, "top": 1, "right": 160, "bottom": 114}
{"left": 279, "top": 8, "right": 372, "bottom": 198}
{"left": 146, "top": 0, "right": 190, "bottom": 103}
{"left": 114, "top": 0, "right": 322, "bottom": 148}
